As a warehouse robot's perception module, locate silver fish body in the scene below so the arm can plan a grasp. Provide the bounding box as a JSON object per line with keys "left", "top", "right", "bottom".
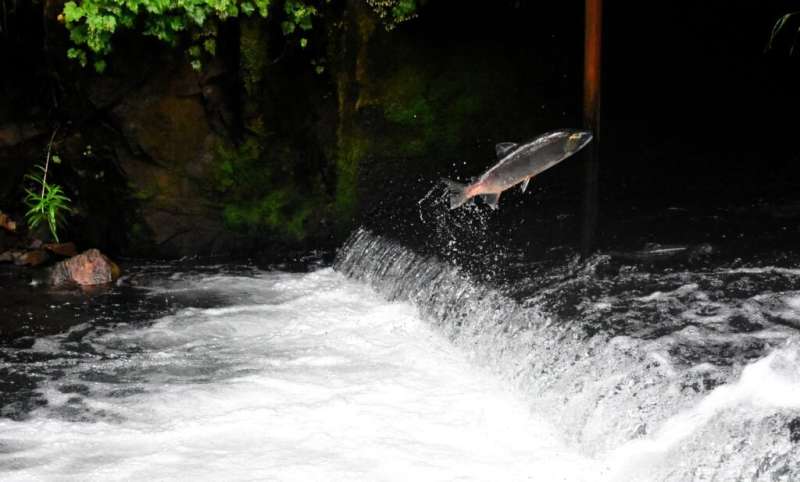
{"left": 442, "top": 129, "right": 593, "bottom": 209}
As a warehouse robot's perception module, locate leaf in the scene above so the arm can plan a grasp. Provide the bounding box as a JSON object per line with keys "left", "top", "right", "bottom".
{"left": 52, "top": 155, "right": 62, "bottom": 164}
{"left": 22, "top": 162, "right": 72, "bottom": 241}
{"left": 63, "top": 1, "right": 85, "bottom": 22}
{"left": 253, "top": 0, "right": 270, "bottom": 17}
{"left": 203, "top": 38, "right": 216, "bottom": 55}
{"left": 300, "top": 37, "right": 307, "bottom": 48}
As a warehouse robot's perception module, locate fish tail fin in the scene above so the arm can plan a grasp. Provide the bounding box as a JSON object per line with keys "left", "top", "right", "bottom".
{"left": 441, "top": 178, "right": 470, "bottom": 209}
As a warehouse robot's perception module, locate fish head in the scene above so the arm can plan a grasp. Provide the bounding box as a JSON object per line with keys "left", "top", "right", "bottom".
{"left": 563, "top": 130, "right": 593, "bottom": 155}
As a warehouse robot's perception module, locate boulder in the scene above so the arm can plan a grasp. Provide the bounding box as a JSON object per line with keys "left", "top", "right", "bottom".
{"left": 0, "top": 212, "right": 16, "bottom": 232}
{"left": 0, "top": 123, "right": 44, "bottom": 148}
{"left": 49, "top": 249, "right": 121, "bottom": 287}
{"left": 14, "top": 250, "right": 49, "bottom": 267}
{"left": 42, "top": 242, "right": 79, "bottom": 257}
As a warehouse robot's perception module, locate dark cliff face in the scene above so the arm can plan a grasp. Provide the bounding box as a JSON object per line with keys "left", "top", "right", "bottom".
{"left": 0, "top": 1, "right": 798, "bottom": 258}
{"left": 1, "top": 5, "right": 335, "bottom": 257}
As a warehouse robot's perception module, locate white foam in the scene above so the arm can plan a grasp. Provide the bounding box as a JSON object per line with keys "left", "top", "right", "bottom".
{"left": 636, "top": 283, "right": 699, "bottom": 302}
{"left": 0, "top": 269, "right": 599, "bottom": 481}
{"left": 722, "top": 267, "right": 800, "bottom": 276}
{"left": 605, "top": 342, "right": 800, "bottom": 480}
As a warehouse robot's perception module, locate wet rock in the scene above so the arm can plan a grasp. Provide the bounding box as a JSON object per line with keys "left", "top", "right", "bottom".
{"left": 108, "top": 61, "right": 241, "bottom": 256}
{"left": 0, "top": 123, "right": 44, "bottom": 148}
{"left": 14, "top": 250, "right": 49, "bottom": 267}
{"left": 0, "top": 251, "right": 14, "bottom": 263}
{"left": 42, "top": 242, "right": 78, "bottom": 258}
{"left": 789, "top": 418, "right": 800, "bottom": 443}
{"left": 0, "top": 212, "right": 16, "bottom": 232}
{"left": 49, "top": 249, "right": 121, "bottom": 287}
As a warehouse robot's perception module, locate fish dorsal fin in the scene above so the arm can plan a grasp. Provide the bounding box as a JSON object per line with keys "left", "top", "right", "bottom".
{"left": 481, "top": 193, "right": 501, "bottom": 210}
{"left": 520, "top": 178, "right": 531, "bottom": 193}
{"left": 495, "top": 142, "right": 518, "bottom": 159}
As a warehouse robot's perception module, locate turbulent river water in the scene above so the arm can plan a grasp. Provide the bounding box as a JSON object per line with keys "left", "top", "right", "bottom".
{"left": 2, "top": 226, "right": 800, "bottom": 481}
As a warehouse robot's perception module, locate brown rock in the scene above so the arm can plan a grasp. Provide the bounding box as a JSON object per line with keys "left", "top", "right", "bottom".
{"left": 43, "top": 242, "right": 78, "bottom": 257}
{"left": 0, "top": 212, "right": 16, "bottom": 232}
{"left": 49, "top": 249, "right": 121, "bottom": 286}
{"left": 15, "top": 250, "right": 50, "bottom": 267}
{"left": 0, "top": 123, "right": 44, "bottom": 148}
{"left": 0, "top": 251, "right": 14, "bottom": 263}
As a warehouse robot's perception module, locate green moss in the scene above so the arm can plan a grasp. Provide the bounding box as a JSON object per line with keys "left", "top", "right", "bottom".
{"left": 127, "top": 221, "right": 156, "bottom": 253}
{"left": 384, "top": 95, "right": 435, "bottom": 134}
{"left": 370, "top": 62, "right": 487, "bottom": 158}
{"left": 222, "top": 190, "right": 316, "bottom": 241}
{"left": 130, "top": 182, "right": 159, "bottom": 201}
{"left": 212, "top": 138, "right": 266, "bottom": 194}
{"left": 212, "top": 137, "right": 321, "bottom": 241}
{"left": 240, "top": 19, "right": 268, "bottom": 108}
{"left": 381, "top": 66, "right": 432, "bottom": 125}
{"left": 286, "top": 203, "right": 313, "bottom": 239}
{"left": 334, "top": 134, "right": 368, "bottom": 222}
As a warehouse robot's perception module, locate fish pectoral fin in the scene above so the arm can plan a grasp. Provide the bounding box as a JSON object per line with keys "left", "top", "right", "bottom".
{"left": 520, "top": 178, "right": 531, "bottom": 193}
{"left": 481, "top": 193, "right": 501, "bottom": 210}
{"left": 495, "top": 142, "right": 518, "bottom": 159}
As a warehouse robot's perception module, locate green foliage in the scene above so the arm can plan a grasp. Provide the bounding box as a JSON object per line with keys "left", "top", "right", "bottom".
{"left": 334, "top": 135, "right": 367, "bottom": 221}
{"left": 212, "top": 139, "right": 320, "bottom": 240}
{"left": 239, "top": 18, "right": 269, "bottom": 98}
{"left": 378, "top": 61, "right": 484, "bottom": 157}
{"left": 282, "top": 0, "right": 316, "bottom": 42}
{"left": 365, "top": 0, "right": 418, "bottom": 30}
{"left": 61, "top": 0, "right": 419, "bottom": 71}
{"left": 221, "top": 191, "right": 314, "bottom": 240}
{"left": 61, "top": 0, "right": 326, "bottom": 71}
{"left": 24, "top": 165, "right": 73, "bottom": 242}
{"left": 766, "top": 12, "right": 800, "bottom": 55}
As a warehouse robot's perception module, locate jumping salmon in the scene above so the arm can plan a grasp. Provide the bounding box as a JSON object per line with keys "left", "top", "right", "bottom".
{"left": 442, "top": 129, "right": 593, "bottom": 209}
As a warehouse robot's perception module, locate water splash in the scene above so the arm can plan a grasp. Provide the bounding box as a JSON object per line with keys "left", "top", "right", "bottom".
{"left": 335, "top": 228, "right": 800, "bottom": 480}
{"left": 0, "top": 268, "right": 600, "bottom": 481}
{"left": 416, "top": 182, "right": 505, "bottom": 280}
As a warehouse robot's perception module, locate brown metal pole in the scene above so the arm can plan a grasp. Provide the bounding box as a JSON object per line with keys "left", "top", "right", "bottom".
{"left": 581, "top": 0, "right": 602, "bottom": 257}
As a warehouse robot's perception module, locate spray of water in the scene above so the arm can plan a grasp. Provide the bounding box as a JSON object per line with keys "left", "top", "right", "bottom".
{"left": 0, "top": 268, "right": 601, "bottom": 481}
{"left": 335, "top": 228, "right": 800, "bottom": 480}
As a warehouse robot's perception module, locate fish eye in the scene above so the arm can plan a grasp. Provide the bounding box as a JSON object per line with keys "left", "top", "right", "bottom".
{"left": 566, "top": 133, "right": 583, "bottom": 151}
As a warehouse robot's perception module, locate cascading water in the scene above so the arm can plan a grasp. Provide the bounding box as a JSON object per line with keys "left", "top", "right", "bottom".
{"left": 335, "top": 228, "right": 800, "bottom": 480}
{"left": 3, "top": 218, "right": 800, "bottom": 481}
{"left": 0, "top": 263, "right": 601, "bottom": 481}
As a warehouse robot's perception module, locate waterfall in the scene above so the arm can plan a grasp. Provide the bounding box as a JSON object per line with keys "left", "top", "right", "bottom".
{"left": 335, "top": 227, "right": 800, "bottom": 480}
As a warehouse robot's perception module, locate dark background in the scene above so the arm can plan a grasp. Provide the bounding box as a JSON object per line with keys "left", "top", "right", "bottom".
{"left": 604, "top": 1, "right": 800, "bottom": 204}
{"left": 1, "top": 0, "right": 799, "bottom": 257}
